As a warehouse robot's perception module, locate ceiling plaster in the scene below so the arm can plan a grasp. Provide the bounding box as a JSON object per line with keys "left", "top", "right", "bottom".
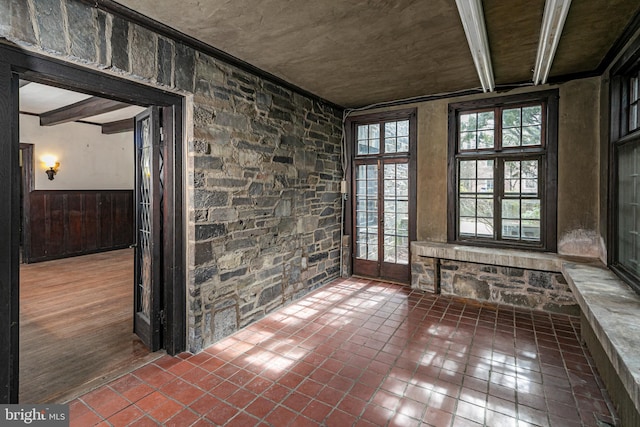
{"left": 20, "top": 82, "right": 145, "bottom": 126}
{"left": 113, "top": 0, "right": 640, "bottom": 107}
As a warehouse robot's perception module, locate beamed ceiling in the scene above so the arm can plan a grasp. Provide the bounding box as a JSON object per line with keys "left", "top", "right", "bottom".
{"left": 20, "top": 82, "right": 145, "bottom": 133}
{"left": 111, "top": 0, "right": 640, "bottom": 108}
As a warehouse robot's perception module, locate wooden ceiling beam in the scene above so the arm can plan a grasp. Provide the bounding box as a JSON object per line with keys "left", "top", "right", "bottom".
{"left": 40, "top": 97, "right": 130, "bottom": 126}
{"left": 101, "top": 118, "right": 134, "bottom": 134}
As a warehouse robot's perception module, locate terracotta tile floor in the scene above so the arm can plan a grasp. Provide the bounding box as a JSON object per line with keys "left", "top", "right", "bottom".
{"left": 69, "top": 278, "right": 618, "bottom": 426}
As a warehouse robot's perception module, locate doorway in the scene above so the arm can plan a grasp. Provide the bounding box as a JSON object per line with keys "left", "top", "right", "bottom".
{"left": 347, "top": 109, "right": 417, "bottom": 283}
{"left": 17, "top": 81, "right": 161, "bottom": 402}
{"left": 0, "top": 44, "right": 185, "bottom": 403}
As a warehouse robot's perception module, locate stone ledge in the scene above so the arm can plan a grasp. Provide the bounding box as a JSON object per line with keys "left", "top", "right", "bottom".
{"left": 412, "top": 241, "right": 565, "bottom": 272}
{"left": 562, "top": 262, "right": 640, "bottom": 418}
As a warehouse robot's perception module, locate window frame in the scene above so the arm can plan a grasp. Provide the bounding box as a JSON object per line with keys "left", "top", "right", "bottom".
{"left": 345, "top": 108, "right": 417, "bottom": 283}
{"left": 609, "top": 35, "right": 640, "bottom": 295}
{"left": 447, "top": 90, "right": 559, "bottom": 252}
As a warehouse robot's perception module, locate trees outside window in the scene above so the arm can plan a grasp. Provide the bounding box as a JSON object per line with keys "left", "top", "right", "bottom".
{"left": 610, "top": 41, "right": 640, "bottom": 295}
{"left": 448, "top": 91, "right": 558, "bottom": 251}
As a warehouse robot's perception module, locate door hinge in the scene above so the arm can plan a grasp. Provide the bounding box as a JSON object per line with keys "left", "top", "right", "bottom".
{"left": 159, "top": 310, "right": 166, "bottom": 325}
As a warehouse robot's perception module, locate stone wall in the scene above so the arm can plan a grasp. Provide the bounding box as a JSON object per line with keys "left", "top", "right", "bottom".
{"left": 190, "top": 71, "right": 343, "bottom": 350}
{"left": 412, "top": 255, "right": 579, "bottom": 315}
{"left": 1, "top": 0, "right": 343, "bottom": 352}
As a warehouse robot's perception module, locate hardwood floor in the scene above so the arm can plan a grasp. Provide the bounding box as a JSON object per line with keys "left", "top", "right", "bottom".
{"left": 19, "top": 249, "right": 161, "bottom": 403}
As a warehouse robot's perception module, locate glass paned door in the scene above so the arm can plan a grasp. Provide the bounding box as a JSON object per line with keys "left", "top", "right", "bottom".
{"left": 353, "top": 159, "right": 411, "bottom": 281}
{"left": 352, "top": 114, "right": 414, "bottom": 283}
{"left": 355, "top": 164, "right": 378, "bottom": 262}
{"left": 383, "top": 162, "right": 409, "bottom": 265}
{"left": 134, "top": 107, "right": 162, "bottom": 351}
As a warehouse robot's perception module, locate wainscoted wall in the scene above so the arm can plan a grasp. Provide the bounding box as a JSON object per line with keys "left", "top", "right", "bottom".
{"left": 26, "top": 190, "right": 133, "bottom": 263}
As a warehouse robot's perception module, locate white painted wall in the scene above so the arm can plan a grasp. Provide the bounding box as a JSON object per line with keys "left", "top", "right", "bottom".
{"left": 20, "top": 114, "right": 134, "bottom": 190}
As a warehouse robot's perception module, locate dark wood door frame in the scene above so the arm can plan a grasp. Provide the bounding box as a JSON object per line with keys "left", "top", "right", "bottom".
{"left": 345, "top": 109, "right": 417, "bottom": 284}
{"left": 0, "top": 43, "right": 186, "bottom": 403}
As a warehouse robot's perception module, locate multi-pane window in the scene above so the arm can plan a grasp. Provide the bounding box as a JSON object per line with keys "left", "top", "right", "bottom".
{"left": 384, "top": 120, "right": 410, "bottom": 153}
{"left": 458, "top": 159, "right": 495, "bottom": 238}
{"left": 355, "top": 120, "right": 410, "bottom": 264}
{"left": 611, "top": 55, "right": 640, "bottom": 293}
{"left": 617, "top": 143, "right": 640, "bottom": 277}
{"left": 448, "top": 92, "right": 557, "bottom": 250}
{"left": 502, "top": 159, "right": 541, "bottom": 241}
{"left": 357, "top": 124, "right": 380, "bottom": 155}
{"left": 630, "top": 73, "right": 640, "bottom": 132}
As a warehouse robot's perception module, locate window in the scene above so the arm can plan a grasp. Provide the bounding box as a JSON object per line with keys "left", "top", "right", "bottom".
{"left": 610, "top": 39, "right": 640, "bottom": 295}
{"left": 629, "top": 72, "right": 640, "bottom": 132}
{"left": 348, "top": 109, "right": 416, "bottom": 283}
{"left": 448, "top": 91, "right": 558, "bottom": 251}
{"left": 617, "top": 142, "right": 640, "bottom": 279}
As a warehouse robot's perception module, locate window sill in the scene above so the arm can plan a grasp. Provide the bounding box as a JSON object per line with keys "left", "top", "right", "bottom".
{"left": 411, "top": 241, "right": 569, "bottom": 272}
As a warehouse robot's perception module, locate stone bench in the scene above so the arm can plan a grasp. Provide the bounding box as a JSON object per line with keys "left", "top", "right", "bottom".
{"left": 411, "top": 241, "right": 640, "bottom": 426}
{"left": 411, "top": 241, "right": 580, "bottom": 315}
{"left": 562, "top": 262, "right": 640, "bottom": 426}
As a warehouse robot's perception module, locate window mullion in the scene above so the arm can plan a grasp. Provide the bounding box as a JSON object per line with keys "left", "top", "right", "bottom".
{"left": 377, "top": 156, "right": 383, "bottom": 268}
{"left": 475, "top": 158, "right": 480, "bottom": 237}
{"left": 636, "top": 71, "right": 640, "bottom": 129}
{"left": 495, "top": 107, "right": 503, "bottom": 241}
{"left": 495, "top": 158, "right": 503, "bottom": 241}
{"left": 495, "top": 106, "right": 503, "bottom": 151}
{"left": 623, "top": 77, "right": 630, "bottom": 135}
{"left": 380, "top": 121, "right": 386, "bottom": 156}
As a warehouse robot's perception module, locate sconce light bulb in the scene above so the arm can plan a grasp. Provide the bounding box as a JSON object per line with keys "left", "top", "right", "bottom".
{"left": 42, "top": 154, "right": 58, "bottom": 169}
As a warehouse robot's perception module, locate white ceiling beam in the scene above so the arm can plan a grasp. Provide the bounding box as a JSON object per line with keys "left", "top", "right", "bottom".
{"left": 533, "top": 0, "right": 572, "bottom": 85}
{"left": 455, "top": 0, "right": 495, "bottom": 93}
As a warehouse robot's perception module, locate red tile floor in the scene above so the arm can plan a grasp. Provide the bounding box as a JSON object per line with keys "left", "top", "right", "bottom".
{"left": 69, "top": 278, "right": 618, "bottom": 426}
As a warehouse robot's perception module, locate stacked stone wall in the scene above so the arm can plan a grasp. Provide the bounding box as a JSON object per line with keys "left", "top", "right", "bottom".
{"left": 1, "top": 0, "right": 343, "bottom": 352}
{"left": 412, "top": 254, "right": 579, "bottom": 315}
{"left": 190, "top": 68, "right": 343, "bottom": 349}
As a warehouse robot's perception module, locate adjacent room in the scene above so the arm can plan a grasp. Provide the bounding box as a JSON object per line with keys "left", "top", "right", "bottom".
{"left": 18, "top": 82, "right": 159, "bottom": 402}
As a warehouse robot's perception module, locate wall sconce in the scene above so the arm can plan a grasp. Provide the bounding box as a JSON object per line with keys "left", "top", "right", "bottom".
{"left": 41, "top": 155, "right": 60, "bottom": 180}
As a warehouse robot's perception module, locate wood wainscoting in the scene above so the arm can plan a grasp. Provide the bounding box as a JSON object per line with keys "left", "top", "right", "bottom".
{"left": 24, "top": 190, "right": 134, "bottom": 263}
